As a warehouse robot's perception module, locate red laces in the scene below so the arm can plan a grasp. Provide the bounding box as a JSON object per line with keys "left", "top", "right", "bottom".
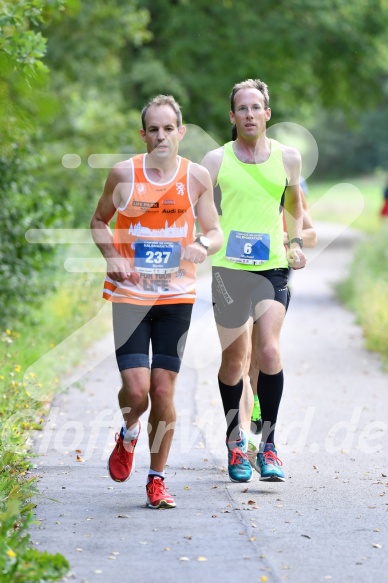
{"left": 147, "top": 477, "right": 166, "bottom": 495}
{"left": 262, "top": 449, "right": 283, "bottom": 466}
{"left": 229, "top": 447, "right": 249, "bottom": 465}
{"left": 114, "top": 433, "right": 133, "bottom": 459}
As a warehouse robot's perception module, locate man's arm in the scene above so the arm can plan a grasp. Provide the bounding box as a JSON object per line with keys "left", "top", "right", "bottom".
{"left": 300, "top": 209, "right": 317, "bottom": 249}
{"left": 181, "top": 162, "right": 223, "bottom": 264}
{"left": 282, "top": 147, "right": 307, "bottom": 269}
{"left": 283, "top": 188, "right": 317, "bottom": 249}
{"left": 90, "top": 163, "right": 139, "bottom": 283}
{"left": 201, "top": 147, "right": 224, "bottom": 187}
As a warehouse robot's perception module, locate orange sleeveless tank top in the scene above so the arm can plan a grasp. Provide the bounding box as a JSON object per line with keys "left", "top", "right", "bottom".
{"left": 102, "top": 154, "right": 197, "bottom": 305}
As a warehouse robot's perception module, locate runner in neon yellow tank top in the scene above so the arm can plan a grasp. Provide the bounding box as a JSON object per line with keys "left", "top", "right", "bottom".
{"left": 212, "top": 139, "right": 288, "bottom": 272}
{"left": 202, "top": 78, "right": 307, "bottom": 483}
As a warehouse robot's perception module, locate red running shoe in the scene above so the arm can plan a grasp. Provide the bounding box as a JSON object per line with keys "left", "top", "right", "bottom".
{"left": 146, "top": 476, "right": 176, "bottom": 509}
{"left": 107, "top": 422, "right": 141, "bottom": 482}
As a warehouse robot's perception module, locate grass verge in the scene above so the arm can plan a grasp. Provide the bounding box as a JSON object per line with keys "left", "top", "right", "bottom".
{"left": 0, "top": 258, "right": 109, "bottom": 581}
{"left": 336, "top": 223, "right": 388, "bottom": 369}
{"left": 308, "top": 174, "right": 388, "bottom": 368}
{"left": 307, "top": 174, "right": 384, "bottom": 233}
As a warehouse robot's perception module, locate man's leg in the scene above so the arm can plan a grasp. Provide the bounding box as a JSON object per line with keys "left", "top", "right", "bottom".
{"left": 107, "top": 367, "right": 150, "bottom": 483}
{"left": 119, "top": 367, "right": 150, "bottom": 431}
{"left": 217, "top": 322, "right": 250, "bottom": 441}
{"left": 215, "top": 323, "right": 253, "bottom": 483}
{"left": 109, "top": 303, "right": 152, "bottom": 483}
{"left": 145, "top": 303, "right": 192, "bottom": 508}
{"left": 252, "top": 299, "right": 286, "bottom": 482}
{"left": 253, "top": 299, "right": 285, "bottom": 441}
{"left": 249, "top": 320, "right": 262, "bottom": 433}
{"left": 148, "top": 368, "right": 178, "bottom": 472}
{"left": 212, "top": 267, "right": 254, "bottom": 483}
{"left": 239, "top": 317, "right": 254, "bottom": 434}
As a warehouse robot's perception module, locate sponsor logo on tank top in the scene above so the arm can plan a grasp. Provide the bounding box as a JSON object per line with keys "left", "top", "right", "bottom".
{"left": 176, "top": 182, "right": 185, "bottom": 196}
{"left": 132, "top": 201, "right": 159, "bottom": 209}
{"left": 163, "top": 199, "right": 175, "bottom": 205}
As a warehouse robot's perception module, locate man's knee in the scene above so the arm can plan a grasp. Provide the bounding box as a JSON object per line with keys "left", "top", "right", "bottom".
{"left": 258, "top": 342, "right": 281, "bottom": 371}
{"left": 120, "top": 370, "right": 149, "bottom": 404}
{"left": 150, "top": 370, "right": 177, "bottom": 405}
{"left": 219, "top": 357, "right": 245, "bottom": 385}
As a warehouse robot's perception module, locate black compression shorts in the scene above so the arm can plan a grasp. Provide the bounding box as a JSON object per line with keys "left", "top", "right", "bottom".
{"left": 112, "top": 303, "right": 193, "bottom": 373}
{"left": 212, "top": 267, "right": 290, "bottom": 328}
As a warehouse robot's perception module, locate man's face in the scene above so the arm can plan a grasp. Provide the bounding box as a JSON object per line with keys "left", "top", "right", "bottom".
{"left": 230, "top": 88, "right": 271, "bottom": 140}
{"left": 140, "top": 104, "right": 186, "bottom": 158}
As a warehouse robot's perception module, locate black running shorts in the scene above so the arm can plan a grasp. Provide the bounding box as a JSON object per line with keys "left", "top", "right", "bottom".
{"left": 112, "top": 303, "right": 193, "bottom": 373}
{"left": 212, "top": 267, "right": 290, "bottom": 328}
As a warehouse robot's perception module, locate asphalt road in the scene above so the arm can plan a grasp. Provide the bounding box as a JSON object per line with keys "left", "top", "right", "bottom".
{"left": 31, "top": 221, "right": 388, "bottom": 583}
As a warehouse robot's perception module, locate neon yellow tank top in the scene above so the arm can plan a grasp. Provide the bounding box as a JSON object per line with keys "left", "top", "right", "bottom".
{"left": 212, "top": 139, "right": 288, "bottom": 271}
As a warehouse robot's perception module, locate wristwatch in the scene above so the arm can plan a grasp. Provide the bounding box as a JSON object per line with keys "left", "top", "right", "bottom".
{"left": 288, "top": 237, "right": 304, "bottom": 249}
{"left": 194, "top": 235, "right": 210, "bottom": 250}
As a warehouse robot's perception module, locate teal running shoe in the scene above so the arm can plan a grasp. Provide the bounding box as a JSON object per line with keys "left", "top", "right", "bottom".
{"left": 254, "top": 442, "right": 285, "bottom": 482}
{"left": 227, "top": 429, "right": 253, "bottom": 483}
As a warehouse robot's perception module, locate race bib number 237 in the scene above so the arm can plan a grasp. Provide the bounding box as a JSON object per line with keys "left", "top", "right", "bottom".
{"left": 134, "top": 240, "right": 181, "bottom": 274}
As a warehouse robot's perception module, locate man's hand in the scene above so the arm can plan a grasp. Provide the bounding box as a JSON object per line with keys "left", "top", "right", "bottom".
{"left": 181, "top": 242, "right": 208, "bottom": 264}
{"left": 106, "top": 257, "right": 140, "bottom": 284}
{"left": 287, "top": 246, "right": 307, "bottom": 270}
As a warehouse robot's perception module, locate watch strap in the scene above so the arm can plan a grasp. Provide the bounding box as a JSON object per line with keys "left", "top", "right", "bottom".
{"left": 288, "top": 237, "right": 303, "bottom": 249}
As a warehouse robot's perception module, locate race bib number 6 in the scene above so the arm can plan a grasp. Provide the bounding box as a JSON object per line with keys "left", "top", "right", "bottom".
{"left": 134, "top": 240, "right": 181, "bottom": 274}
{"left": 226, "top": 231, "right": 270, "bottom": 265}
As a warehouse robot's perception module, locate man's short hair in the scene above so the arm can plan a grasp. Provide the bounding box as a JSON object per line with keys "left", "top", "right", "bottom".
{"left": 141, "top": 95, "right": 182, "bottom": 130}
{"left": 230, "top": 79, "right": 270, "bottom": 112}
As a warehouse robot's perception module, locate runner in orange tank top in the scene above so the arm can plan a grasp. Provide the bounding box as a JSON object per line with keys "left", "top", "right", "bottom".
{"left": 90, "top": 95, "right": 223, "bottom": 508}
{"left": 102, "top": 152, "right": 198, "bottom": 305}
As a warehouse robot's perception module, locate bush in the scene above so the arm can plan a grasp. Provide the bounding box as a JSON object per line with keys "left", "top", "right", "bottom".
{"left": 0, "top": 150, "right": 62, "bottom": 328}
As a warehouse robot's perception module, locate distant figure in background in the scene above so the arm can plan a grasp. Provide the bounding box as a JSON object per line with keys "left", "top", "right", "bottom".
{"left": 381, "top": 183, "right": 388, "bottom": 218}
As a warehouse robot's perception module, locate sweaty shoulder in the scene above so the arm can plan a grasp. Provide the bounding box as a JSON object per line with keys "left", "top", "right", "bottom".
{"left": 201, "top": 147, "right": 225, "bottom": 185}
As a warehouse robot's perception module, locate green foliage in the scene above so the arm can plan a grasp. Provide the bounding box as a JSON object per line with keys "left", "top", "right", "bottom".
{"left": 36, "top": 0, "right": 151, "bottom": 226}
{"left": 337, "top": 224, "right": 388, "bottom": 368}
{"left": 0, "top": 0, "right": 150, "bottom": 327}
{"left": 0, "top": 331, "right": 71, "bottom": 582}
{"left": 0, "top": 0, "right": 63, "bottom": 154}
{"left": 0, "top": 270, "right": 107, "bottom": 582}
{"left": 0, "top": 500, "right": 69, "bottom": 582}
{"left": 307, "top": 103, "right": 388, "bottom": 179}
{"left": 0, "top": 151, "right": 62, "bottom": 328}
{"left": 0, "top": 0, "right": 64, "bottom": 328}
{"left": 130, "top": 0, "right": 388, "bottom": 139}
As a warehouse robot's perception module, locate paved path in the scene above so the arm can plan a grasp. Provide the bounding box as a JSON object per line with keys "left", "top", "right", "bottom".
{"left": 31, "top": 222, "right": 388, "bottom": 583}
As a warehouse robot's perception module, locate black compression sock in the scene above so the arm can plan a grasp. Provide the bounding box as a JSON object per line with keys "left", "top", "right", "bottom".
{"left": 218, "top": 377, "right": 243, "bottom": 441}
{"left": 256, "top": 370, "right": 284, "bottom": 444}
